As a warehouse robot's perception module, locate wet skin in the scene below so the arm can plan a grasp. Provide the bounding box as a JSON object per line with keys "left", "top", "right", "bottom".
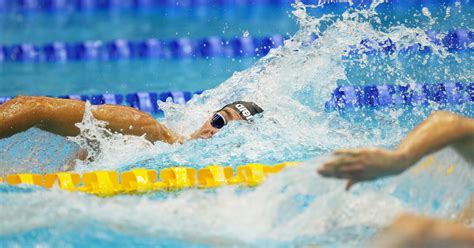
{"left": 190, "top": 106, "right": 242, "bottom": 140}
{"left": 0, "top": 96, "right": 243, "bottom": 144}
{"left": 372, "top": 214, "right": 474, "bottom": 248}
{"left": 317, "top": 111, "right": 474, "bottom": 190}
{"left": 317, "top": 111, "right": 474, "bottom": 225}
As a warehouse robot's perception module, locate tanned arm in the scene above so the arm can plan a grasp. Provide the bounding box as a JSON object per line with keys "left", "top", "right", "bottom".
{"left": 0, "top": 96, "right": 183, "bottom": 144}
{"left": 318, "top": 111, "right": 474, "bottom": 190}
{"left": 397, "top": 111, "right": 474, "bottom": 165}
{"left": 372, "top": 214, "right": 474, "bottom": 248}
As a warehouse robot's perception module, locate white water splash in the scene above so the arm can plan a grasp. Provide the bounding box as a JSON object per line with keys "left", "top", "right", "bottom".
{"left": 52, "top": 1, "right": 472, "bottom": 170}
{"left": 67, "top": 102, "right": 156, "bottom": 170}
{"left": 0, "top": 149, "right": 471, "bottom": 246}
{"left": 1, "top": 1, "right": 472, "bottom": 246}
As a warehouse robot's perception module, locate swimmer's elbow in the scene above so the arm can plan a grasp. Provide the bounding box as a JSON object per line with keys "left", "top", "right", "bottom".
{"left": 430, "top": 112, "right": 474, "bottom": 159}
{"left": 429, "top": 111, "right": 459, "bottom": 123}
{"left": 430, "top": 111, "right": 474, "bottom": 135}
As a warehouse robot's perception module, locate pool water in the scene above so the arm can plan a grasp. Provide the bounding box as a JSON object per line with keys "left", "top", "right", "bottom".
{"left": 0, "top": 58, "right": 257, "bottom": 96}
{"left": 0, "top": 6, "right": 298, "bottom": 44}
{"left": 0, "top": 5, "right": 298, "bottom": 96}
{"left": 0, "top": 1, "right": 473, "bottom": 247}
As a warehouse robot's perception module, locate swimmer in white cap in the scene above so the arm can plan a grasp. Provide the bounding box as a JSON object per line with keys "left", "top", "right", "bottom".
{"left": 0, "top": 96, "right": 263, "bottom": 144}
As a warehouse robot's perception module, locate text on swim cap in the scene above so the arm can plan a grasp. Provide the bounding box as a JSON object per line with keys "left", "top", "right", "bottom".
{"left": 235, "top": 104, "right": 253, "bottom": 120}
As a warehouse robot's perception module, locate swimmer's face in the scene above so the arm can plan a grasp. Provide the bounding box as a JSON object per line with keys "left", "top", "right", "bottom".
{"left": 190, "top": 107, "right": 242, "bottom": 140}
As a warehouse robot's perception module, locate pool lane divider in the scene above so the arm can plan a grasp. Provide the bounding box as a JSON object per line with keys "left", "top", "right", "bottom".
{"left": 0, "top": 0, "right": 368, "bottom": 11}
{"left": 0, "top": 90, "right": 199, "bottom": 114}
{"left": 0, "top": 0, "right": 468, "bottom": 12}
{"left": 0, "top": 162, "right": 302, "bottom": 196}
{"left": 0, "top": 34, "right": 286, "bottom": 62}
{"left": 0, "top": 29, "right": 472, "bottom": 63}
{"left": 0, "top": 82, "right": 472, "bottom": 114}
{"left": 325, "top": 82, "right": 474, "bottom": 111}
{"left": 357, "top": 30, "right": 472, "bottom": 55}
{"left": 0, "top": 0, "right": 301, "bottom": 11}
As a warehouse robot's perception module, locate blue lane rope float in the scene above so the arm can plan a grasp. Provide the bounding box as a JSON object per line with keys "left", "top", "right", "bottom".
{"left": 0, "top": 0, "right": 296, "bottom": 11}
{"left": 1, "top": 82, "right": 471, "bottom": 114}
{"left": 1, "top": 29, "right": 472, "bottom": 63}
{"left": 0, "top": 91, "right": 198, "bottom": 114}
{"left": 0, "top": 0, "right": 357, "bottom": 11}
{"left": 0, "top": 0, "right": 469, "bottom": 12}
{"left": 343, "top": 29, "right": 473, "bottom": 58}
{"left": 0, "top": 35, "right": 286, "bottom": 62}
{"left": 325, "top": 82, "right": 474, "bottom": 111}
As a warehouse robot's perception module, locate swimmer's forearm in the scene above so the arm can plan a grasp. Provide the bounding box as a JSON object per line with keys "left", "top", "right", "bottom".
{"left": 150, "top": 122, "right": 184, "bottom": 144}
{"left": 394, "top": 111, "right": 474, "bottom": 168}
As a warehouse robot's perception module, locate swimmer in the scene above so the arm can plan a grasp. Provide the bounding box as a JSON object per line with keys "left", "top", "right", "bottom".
{"left": 317, "top": 111, "right": 474, "bottom": 247}
{"left": 317, "top": 111, "right": 474, "bottom": 190}
{"left": 372, "top": 214, "right": 474, "bottom": 248}
{"left": 0, "top": 96, "right": 263, "bottom": 144}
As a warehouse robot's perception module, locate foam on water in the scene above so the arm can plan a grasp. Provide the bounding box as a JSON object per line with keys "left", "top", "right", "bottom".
{"left": 69, "top": 0, "right": 472, "bottom": 169}
{"left": 0, "top": 1, "right": 473, "bottom": 246}
{"left": 0, "top": 150, "right": 472, "bottom": 246}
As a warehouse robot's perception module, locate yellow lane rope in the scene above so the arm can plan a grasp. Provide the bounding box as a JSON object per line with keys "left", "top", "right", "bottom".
{"left": 0, "top": 162, "right": 302, "bottom": 196}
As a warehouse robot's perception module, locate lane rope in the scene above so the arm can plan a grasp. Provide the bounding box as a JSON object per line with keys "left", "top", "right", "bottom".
{"left": 325, "top": 82, "right": 474, "bottom": 111}
{"left": 1, "top": 81, "right": 472, "bottom": 114}
{"left": 0, "top": 0, "right": 468, "bottom": 12}
{"left": 0, "top": 162, "right": 302, "bottom": 196}
{"left": 0, "top": 90, "right": 201, "bottom": 114}
{"left": 0, "top": 0, "right": 300, "bottom": 11}
{"left": 0, "top": 29, "right": 471, "bottom": 63}
{"left": 0, "top": 34, "right": 286, "bottom": 62}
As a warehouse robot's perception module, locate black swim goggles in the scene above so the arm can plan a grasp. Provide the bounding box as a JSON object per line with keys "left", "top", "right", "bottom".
{"left": 210, "top": 112, "right": 227, "bottom": 129}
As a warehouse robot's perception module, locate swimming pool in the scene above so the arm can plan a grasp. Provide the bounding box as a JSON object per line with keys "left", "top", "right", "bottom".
{"left": 0, "top": 0, "right": 473, "bottom": 247}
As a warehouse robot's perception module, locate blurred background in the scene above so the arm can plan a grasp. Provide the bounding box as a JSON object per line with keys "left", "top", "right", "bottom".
{"left": 0, "top": 0, "right": 302, "bottom": 98}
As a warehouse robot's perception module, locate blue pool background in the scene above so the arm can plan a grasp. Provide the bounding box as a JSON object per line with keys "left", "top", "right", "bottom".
{"left": 0, "top": 0, "right": 473, "bottom": 247}
{"left": 1, "top": 1, "right": 472, "bottom": 97}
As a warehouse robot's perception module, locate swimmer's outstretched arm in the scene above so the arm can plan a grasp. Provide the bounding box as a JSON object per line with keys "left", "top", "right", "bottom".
{"left": 318, "top": 111, "right": 474, "bottom": 190}
{"left": 0, "top": 96, "right": 183, "bottom": 144}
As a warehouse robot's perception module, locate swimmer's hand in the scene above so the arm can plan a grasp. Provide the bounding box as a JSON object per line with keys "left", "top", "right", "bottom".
{"left": 317, "top": 148, "right": 411, "bottom": 190}
{"left": 63, "top": 149, "right": 88, "bottom": 171}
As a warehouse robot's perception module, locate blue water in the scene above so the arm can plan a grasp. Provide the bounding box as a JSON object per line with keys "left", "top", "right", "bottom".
{"left": 0, "top": 1, "right": 473, "bottom": 247}
{"left": 1, "top": 2, "right": 473, "bottom": 98}
{"left": 0, "top": 58, "right": 256, "bottom": 96}
{"left": 0, "top": 7, "right": 297, "bottom": 98}
{"left": 0, "top": 6, "right": 297, "bottom": 44}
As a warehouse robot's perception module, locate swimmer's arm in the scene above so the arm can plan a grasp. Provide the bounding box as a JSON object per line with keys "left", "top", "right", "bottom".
{"left": 394, "top": 111, "right": 474, "bottom": 170}
{"left": 373, "top": 214, "right": 474, "bottom": 247}
{"left": 456, "top": 193, "right": 473, "bottom": 225}
{"left": 318, "top": 111, "right": 474, "bottom": 190}
{"left": 62, "top": 149, "right": 88, "bottom": 171}
{"left": 92, "top": 104, "right": 184, "bottom": 144}
{"left": 0, "top": 96, "right": 183, "bottom": 144}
